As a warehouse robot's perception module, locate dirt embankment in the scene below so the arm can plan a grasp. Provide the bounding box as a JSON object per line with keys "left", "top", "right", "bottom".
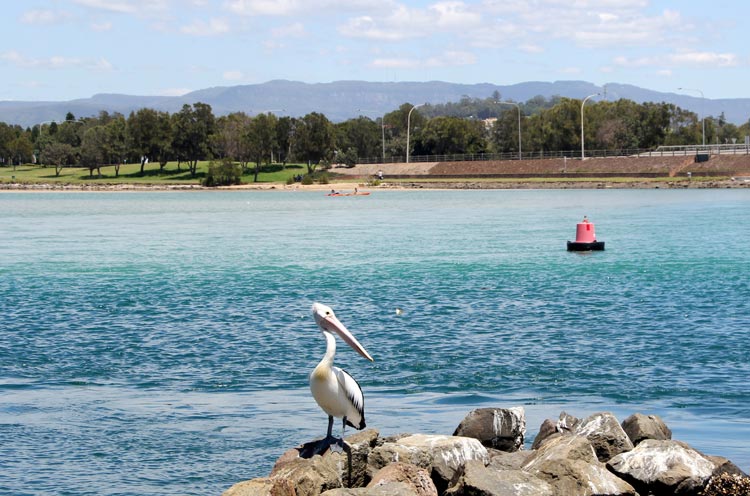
{"left": 337, "top": 154, "right": 750, "bottom": 178}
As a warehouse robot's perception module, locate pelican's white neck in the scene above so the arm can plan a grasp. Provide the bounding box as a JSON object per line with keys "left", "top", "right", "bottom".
{"left": 321, "top": 330, "right": 336, "bottom": 364}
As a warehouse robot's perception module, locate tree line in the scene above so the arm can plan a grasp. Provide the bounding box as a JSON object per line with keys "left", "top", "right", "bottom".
{"left": 1, "top": 96, "right": 749, "bottom": 180}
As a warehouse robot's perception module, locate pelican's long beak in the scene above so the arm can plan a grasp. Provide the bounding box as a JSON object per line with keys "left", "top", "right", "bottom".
{"left": 313, "top": 303, "right": 374, "bottom": 361}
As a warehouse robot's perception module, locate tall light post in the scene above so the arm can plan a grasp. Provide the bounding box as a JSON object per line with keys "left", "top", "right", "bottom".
{"left": 580, "top": 93, "right": 600, "bottom": 159}
{"left": 496, "top": 101, "right": 522, "bottom": 160}
{"left": 357, "top": 109, "right": 386, "bottom": 161}
{"left": 678, "top": 87, "right": 706, "bottom": 146}
{"left": 406, "top": 103, "right": 425, "bottom": 163}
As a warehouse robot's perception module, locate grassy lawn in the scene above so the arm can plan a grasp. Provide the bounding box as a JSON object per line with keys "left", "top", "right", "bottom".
{"left": 2, "top": 162, "right": 724, "bottom": 187}
{"left": 0, "top": 161, "right": 312, "bottom": 185}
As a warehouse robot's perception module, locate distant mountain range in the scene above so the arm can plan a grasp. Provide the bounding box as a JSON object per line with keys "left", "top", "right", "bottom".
{"left": 2, "top": 79, "right": 749, "bottom": 128}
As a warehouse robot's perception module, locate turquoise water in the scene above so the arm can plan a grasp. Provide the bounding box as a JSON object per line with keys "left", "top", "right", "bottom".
{"left": 1, "top": 189, "right": 749, "bottom": 495}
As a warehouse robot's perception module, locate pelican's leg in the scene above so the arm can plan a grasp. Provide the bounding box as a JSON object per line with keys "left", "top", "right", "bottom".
{"left": 307, "top": 416, "right": 337, "bottom": 456}
{"left": 328, "top": 416, "right": 348, "bottom": 453}
{"left": 339, "top": 417, "right": 348, "bottom": 448}
{"left": 326, "top": 415, "right": 335, "bottom": 440}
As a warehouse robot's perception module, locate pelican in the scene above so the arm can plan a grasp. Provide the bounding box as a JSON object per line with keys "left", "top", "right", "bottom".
{"left": 309, "top": 302, "right": 373, "bottom": 447}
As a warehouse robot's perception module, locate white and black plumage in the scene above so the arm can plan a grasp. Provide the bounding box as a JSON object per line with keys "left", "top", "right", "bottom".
{"left": 309, "top": 302, "right": 373, "bottom": 444}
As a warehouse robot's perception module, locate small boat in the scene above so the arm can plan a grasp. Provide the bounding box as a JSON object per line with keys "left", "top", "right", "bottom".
{"left": 326, "top": 191, "right": 371, "bottom": 197}
{"left": 567, "top": 216, "right": 605, "bottom": 251}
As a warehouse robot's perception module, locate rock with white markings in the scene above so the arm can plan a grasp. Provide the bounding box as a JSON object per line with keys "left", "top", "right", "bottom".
{"left": 576, "top": 412, "right": 634, "bottom": 462}
{"left": 523, "top": 434, "right": 637, "bottom": 495}
{"left": 368, "top": 434, "right": 489, "bottom": 492}
{"left": 446, "top": 459, "right": 554, "bottom": 496}
{"left": 453, "top": 407, "right": 526, "bottom": 452}
{"left": 607, "top": 439, "right": 715, "bottom": 495}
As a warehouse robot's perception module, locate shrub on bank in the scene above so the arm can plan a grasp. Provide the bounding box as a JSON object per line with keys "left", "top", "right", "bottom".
{"left": 203, "top": 159, "right": 242, "bottom": 187}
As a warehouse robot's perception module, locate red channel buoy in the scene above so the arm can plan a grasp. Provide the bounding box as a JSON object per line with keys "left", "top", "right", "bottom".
{"left": 567, "top": 216, "right": 605, "bottom": 251}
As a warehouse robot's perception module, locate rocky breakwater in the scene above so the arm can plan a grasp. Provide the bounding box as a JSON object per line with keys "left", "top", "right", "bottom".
{"left": 223, "top": 408, "right": 750, "bottom": 496}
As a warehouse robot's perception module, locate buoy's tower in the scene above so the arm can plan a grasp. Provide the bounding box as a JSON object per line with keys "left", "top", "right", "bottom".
{"left": 567, "top": 216, "right": 605, "bottom": 251}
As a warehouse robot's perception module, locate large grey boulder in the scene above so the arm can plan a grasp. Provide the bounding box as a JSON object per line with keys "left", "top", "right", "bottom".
{"left": 269, "top": 453, "right": 346, "bottom": 496}
{"left": 263, "top": 429, "right": 379, "bottom": 496}
{"left": 368, "top": 434, "right": 489, "bottom": 492}
{"left": 576, "top": 412, "right": 634, "bottom": 462}
{"left": 446, "top": 459, "right": 554, "bottom": 496}
{"left": 621, "top": 413, "right": 672, "bottom": 445}
{"left": 322, "top": 462, "right": 436, "bottom": 496}
{"left": 367, "top": 462, "right": 437, "bottom": 496}
{"left": 222, "top": 477, "right": 296, "bottom": 496}
{"left": 532, "top": 411, "right": 633, "bottom": 462}
{"left": 523, "top": 434, "right": 637, "bottom": 496}
{"left": 453, "top": 407, "right": 526, "bottom": 452}
{"left": 322, "top": 482, "right": 418, "bottom": 496}
{"left": 530, "top": 418, "right": 561, "bottom": 450}
{"left": 607, "top": 439, "right": 715, "bottom": 495}
{"left": 487, "top": 449, "right": 534, "bottom": 471}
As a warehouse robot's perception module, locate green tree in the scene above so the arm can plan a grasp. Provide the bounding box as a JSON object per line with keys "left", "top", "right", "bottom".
{"left": 80, "top": 126, "right": 109, "bottom": 177}
{"left": 489, "top": 108, "right": 523, "bottom": 154}
{"left": 54, "top": 120, "right": 83, "bottom": 148}
{"left": 415, "top": 116, "right": 486, "bottom": 155}
{"left": 40, "top": 142, "right": 76, "bottom": 176}
{"left": 203, "top": 158, "right": 242, "bottom": 186}
{"left": 274, "top": 116, "right": 294, "bottom": 167}
{"left": 214, "top": 112, "right": 252, "bottom": 172}
{"left": 125, "top": 109, "right": 173, "bottom": 173}
{"left": 106, "top": 116, "right": 128, "bottom": 177}
{"left": 336, "top": 116, "right": 381, "bottom": 160}
{"left": 540, "top": 98, "right": 581, "bottom": 152}
{"left": 664, "top": 105, "right": 700, "bottom": 145}
{"left": 0, "top": 123, "right": 19, "bottom": 165}
{"left": 171, "top": 103, "right": 215, "bottom": 176}
{"left": 293, "top": 112, "right": 335, "bottom": 174}
{"left": 247, "top": 113, "right": 278, "bottom": 182}
{"left": 8, "top": 135, "right": 34, "bottom": 168}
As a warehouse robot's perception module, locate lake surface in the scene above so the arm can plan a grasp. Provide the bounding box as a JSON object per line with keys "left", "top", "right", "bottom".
{"left": 1, "top": 189, "right": 749, "bottom": 495}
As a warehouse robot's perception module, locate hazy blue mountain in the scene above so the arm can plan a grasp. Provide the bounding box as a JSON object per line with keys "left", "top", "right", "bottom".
{"left": 2, "top": 80, "right": 749, "bottom": 127}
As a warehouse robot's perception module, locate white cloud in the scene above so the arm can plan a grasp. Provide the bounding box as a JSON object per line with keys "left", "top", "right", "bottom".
{"left": 669, "top": 51, "right": 738, "bottom": 67}
{"left": 429, "top": 2, "right": 481, "bottom": 29}
{"left": 614, "top": 51, "right": 739, "bottom": 68}
{"left": 339, "top": 16, "right": 412, "bottom": 41}
{"left": 180, "top": 18, "right": 231, "bottom": 36}
{"left": 73, "top": 0, "right": 169, "bottom": 16}
{"left": 158, "top": 87, "right": 192, "bottom": 96}
{"left": 21, "top": 9, "right": 72, "bottom": 24}
{"left": 223, "top": 70, "right": 244, "bottom": 80}
{"left": 271, "top": 22, "right": 306, "bottom": 38}
{"left": 339, "top": 5, "right": 444, "bottom": 41}
{"left": 370, "top": 49, "right": 477, "bottom": 69}
{"left": 74, "top": 0, "right": 139, "bottom": 14}
{"left": 559, "top": 66, "right": 582, "bottom": 75}
{"left": 91, "top": 21, "right": 113, "bottom": 31}
{"left": 370, "top": 57, "right": 417, "bottom": 69}
{"left": 225, "top": 0, "right": 391, "bottom": 16}
{"left": 518, "top": 43, "right": 543, "bottom": 54}
{"left": 425, "top": 50, "right": 477, "bottom": 67}
{"left": 479, "top": 2, "right": 688, "bottom": 49}
{"left": 1, "top": 50, "right": 113, "bottom": 71}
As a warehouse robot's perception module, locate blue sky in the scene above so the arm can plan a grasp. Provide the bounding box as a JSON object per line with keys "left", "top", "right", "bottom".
{"left": 2, "top": 0, "right": 748, "bottom": 101}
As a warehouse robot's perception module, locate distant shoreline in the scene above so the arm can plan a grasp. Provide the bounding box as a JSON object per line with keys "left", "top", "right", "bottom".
{"left": 1, "top": 177, "right": 748, "bottom": 192}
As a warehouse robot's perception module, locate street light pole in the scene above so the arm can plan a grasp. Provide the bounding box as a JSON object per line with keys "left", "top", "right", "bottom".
{"left": 406, "top": 103, "right": 425, "bottom": 163}
{"left": 496, "top": 101, "right": 522, "bottom": 160}
{"left": 580, "top": 93, "right": 600, "bottom": 159}
{"left": 678, "top": 87, "right": 706, "bottom": 146}
{"left": 357, "top": 109, "right": 386, "bottom": 161}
